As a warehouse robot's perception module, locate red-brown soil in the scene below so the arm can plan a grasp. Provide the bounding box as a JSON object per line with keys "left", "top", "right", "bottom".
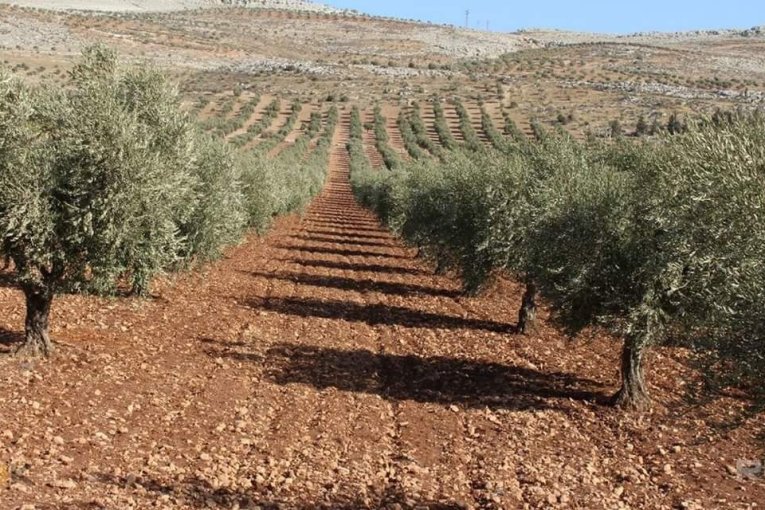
{"left": 0, "top": 117, "right": 763, "bottom": 509}
{"left": 362, "top": 109, "right": 385, "bottom": 168}
{"left": 379, "top": 104, "right": 409, "bottom": 160}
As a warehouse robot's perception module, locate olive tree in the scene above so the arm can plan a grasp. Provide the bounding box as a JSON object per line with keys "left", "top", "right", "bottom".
{"left": 528, "top": 116, "right": 765, "bottom": 409}
{"left": 181, "top": 135, "right": 248, "bottom": 261}
{"left": 485, "top": 134, "right": 587, "bottom": 334}
{"left": 0, "top": 46, "right": 244, "bottom": 356}
{"left": 598, "top": 114, "right": 765, "bottom": 407}
{"left": 646, "top": 113, "right": 765, "bottom": 407}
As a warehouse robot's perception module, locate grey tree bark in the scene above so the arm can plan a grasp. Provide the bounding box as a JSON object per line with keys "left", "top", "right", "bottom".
{"left": 613, "top": 333, "right": 650, "bottom": 409}
{"left": 19, "top": 287, "right": 54, "bottom": 357}
{"left": 517, "top": 282, "right": 537, "bottom": 334}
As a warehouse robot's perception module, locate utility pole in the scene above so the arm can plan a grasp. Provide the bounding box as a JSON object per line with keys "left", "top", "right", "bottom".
{"left": 465, "top": 9, "right": 469, "bottom": 28}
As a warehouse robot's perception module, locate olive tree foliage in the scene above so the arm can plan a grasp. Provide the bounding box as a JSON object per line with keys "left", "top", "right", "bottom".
{"left": 497, "top": 127, "right": 765, "bottom": 409}
{"left": 0, "top": 46, "right": 248, "bottom": 356}
{"left": 350, "top": 112, "right": 765, "bottom": 410}
{"left": 353, "top": 150, "right": 498, "bottom": 289}
{"left": 182, "top": 135, "right": 248, "bottom": 261}
{"left": 646, "top": 114, "right": 765, "bottom": 406}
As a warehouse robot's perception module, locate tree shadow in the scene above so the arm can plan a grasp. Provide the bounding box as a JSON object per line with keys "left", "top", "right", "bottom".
{"left": 0, "top": 326, "right": 23, "bottom": 355}
{"left": 279, "top": 258, "right": 428, "bottom": 276}
{"left": 223, "top": 344, "right": 608, "bottom": 410}
{"left": 306, "top": 222, "right": 386, "bottom": 232}
{"left": 308, "top": 209, "right": 373, "bottom": 218}
{"left": 303, "top": 221, "right": 388, "bottom": 234}
{"left": 291, "top": 234, "right": 393, "bottom": 248}
{"left": 244, "top": 270, "right": 460, "bottom": 298}
{"left": 308, "top": 217, "right": 378, "bottom": 225}
{"left": 302, "top": 229, "right": 393, "bottom": 241}
{"left": 275, "top": 245, "right": 411, "bottom": 260}
{"left": 93, "top": 472, "right": 468, "bottom": 509}
{"left": 245, "top": 297, "right": 512, "bottom": 333}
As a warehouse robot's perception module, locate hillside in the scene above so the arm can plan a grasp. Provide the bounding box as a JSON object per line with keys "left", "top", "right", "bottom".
{"left": 0, "top": 0, "right": 341, "bottom": 13}
{"left": 1, "top": 1, "right": 763, "bottom": 137}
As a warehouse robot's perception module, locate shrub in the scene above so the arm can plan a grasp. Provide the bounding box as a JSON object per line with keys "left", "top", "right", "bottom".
{"left": 181, "top": 135, "right": 248, "bottom": 261}
{"left": 609, "top": 119, "right": 624, "bottom": 138}
{"left": 502, "top": 110, "right": 526, "bottom": 142}
{"left": 408, "top": 103, "right": 443, "bottom": 158}
{"left": 666, "top": 112, "right": 687, "bottom": 134}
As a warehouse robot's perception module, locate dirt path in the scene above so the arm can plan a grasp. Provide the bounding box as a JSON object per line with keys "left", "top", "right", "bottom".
{"left": 442, "top": 104, "right": 466, "bottom": 143}
{"left": 379, "top": 104, "right": 410, "bottom": 160}
{"left": 420, "top": 103, "right": 444, "bottom": 148}
{"left": 0, "top": 111, "right": 763, "bottom": 509}
{"left": 362, "top": 109, "right": 385, "bottom": 168}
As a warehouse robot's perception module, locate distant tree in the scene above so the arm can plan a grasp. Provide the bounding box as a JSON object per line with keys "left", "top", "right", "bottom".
{"left": 711, "top": 107, "right": 734, "bottom": 126}
{"left": 635, "top": 115, "right": 649, "bottom": 136}
{"left": 666, "top": 113, "right": 686, "bottom": 134}
{"left": 609, "top": 119, "right": 624, "bottom": 138}
{"left": 649, "top": 118, "right": 662, "bottom": 136}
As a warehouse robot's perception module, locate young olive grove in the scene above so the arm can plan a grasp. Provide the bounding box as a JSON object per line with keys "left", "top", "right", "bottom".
{"left": 0, "top": 46, "right": 332, "bottom": 357}
{"left": 351, "top": 110, "right": 765, "bottom": 409}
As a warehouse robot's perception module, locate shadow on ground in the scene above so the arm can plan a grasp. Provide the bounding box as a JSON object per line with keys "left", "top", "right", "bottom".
{"left": 245, "top": 297, "right": 512, "bottom": 333}
{"left": 0, "top": 327, "right": 23, "bottom": 354}
{"left": 301, "top": 221, "right": 390, "bottom": 234}
{"left": 244, "top": 270, "right": 460, "bottom": 298}
{"left": 276, "top": 244, "right": 411, "bottom": 260}
{"left": 291, "top": 234, "right": 394, "bottom": 247}
{"left": 208, "top": 342, "right": 608, "bottom": 410}
{"left": 301, "top": 228, "right": 393, "bottom": 240}
{"left": 279, "top": 257, "right": 428, "bottom": 276}
{"left": 92, "top": 473, "right": 468, "bottom": 510}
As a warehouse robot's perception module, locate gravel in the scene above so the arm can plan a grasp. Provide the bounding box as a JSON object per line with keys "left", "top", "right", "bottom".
{"left": 0, "top": 14, "right": 81, "bottom": 52}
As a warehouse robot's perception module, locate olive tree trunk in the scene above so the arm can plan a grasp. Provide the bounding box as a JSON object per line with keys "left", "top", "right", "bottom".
{"left": 18, "top": 287, "right": 54, "bottom": 357}
{"left": 613, "top": 333, "right": 650, "bottom": 409}
{"left": 517, "top": 282, "right": 537, "bottom": 334}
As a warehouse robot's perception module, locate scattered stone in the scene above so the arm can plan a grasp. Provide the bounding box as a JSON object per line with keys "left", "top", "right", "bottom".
{"left": 50, "top": 478, "right": 77, "bottom": 489}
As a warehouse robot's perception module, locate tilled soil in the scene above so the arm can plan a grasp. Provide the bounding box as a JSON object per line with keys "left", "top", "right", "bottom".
{"left": 0, "top": 115, "right": 763, "bottom": 509}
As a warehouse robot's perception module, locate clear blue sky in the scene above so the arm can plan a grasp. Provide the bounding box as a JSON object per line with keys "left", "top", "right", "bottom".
{"left": 326, "top": 0, "right": 764, "bottom": 34}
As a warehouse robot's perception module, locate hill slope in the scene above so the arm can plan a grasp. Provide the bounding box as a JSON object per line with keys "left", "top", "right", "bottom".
{"left": 0, "top": 0, "right": 340, "bottom": 13}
